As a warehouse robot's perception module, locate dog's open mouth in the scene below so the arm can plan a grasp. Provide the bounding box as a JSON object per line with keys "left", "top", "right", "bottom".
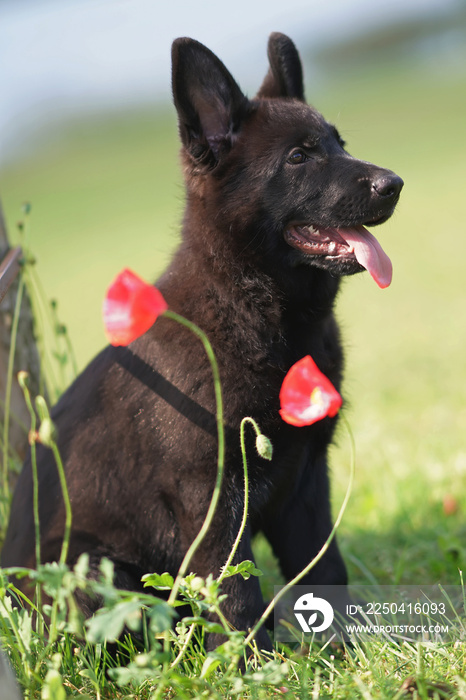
{"left": 284, "top": 224, "right": 392, "bottom": 288}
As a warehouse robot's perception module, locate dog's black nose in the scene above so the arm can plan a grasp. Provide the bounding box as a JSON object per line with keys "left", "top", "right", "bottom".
{"left": 372, "top": 173, "right": 404, "bottom": 200}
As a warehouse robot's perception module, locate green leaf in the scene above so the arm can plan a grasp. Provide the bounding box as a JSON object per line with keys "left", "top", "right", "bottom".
{"left": 180, "top": 616, "right": 226, "bottom": 634}
{"left": 79, "top": 668, "right": 98, "bottom": 685}
{"left": 142, "top": 572, "right": 174, "bottom": 590}
{"left": 99, "top": 557, "right": 114, "bottom": 584}
{"left": 221, "top": 560, "right": 263, "bottom": 580}
{"left": 18, "top": 605, "right": 33, "bottom": 653}
{"left": 200, "top": 654, "right": 222, "bottom": 679}
{"left": 41, "top": 669, "right": 66, "bottom": 700}
{"left": 85, "top": 599, "right": 143, "bottom": 643}
{"left": 148, "top": 602, "right": 176, "bottom": 634}
{"left": 73, "top": 553, "right": 90, "bottom": 579}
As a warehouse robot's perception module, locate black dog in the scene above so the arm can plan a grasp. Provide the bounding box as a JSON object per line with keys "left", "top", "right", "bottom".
{"left": 2, "top": 33, "right": 402, "bottom": 651}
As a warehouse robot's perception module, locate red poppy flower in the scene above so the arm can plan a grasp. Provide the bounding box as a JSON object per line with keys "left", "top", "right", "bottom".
{"left": 279, "top": 355, "right": 342, "bottom": 427}
{"left": 103, "top": 268, "right": 168, "bottom": 346}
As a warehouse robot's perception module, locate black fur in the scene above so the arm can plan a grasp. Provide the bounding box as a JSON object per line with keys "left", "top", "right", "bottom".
{"left": 2, "top": 33, "right": 403, "bottom": 651}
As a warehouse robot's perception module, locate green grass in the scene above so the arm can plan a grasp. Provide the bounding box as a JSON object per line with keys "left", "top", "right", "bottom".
{"left": 1, "top": 58, "right": 466, "bottom": 697}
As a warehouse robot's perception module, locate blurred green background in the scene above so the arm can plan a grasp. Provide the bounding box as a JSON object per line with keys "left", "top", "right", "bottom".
{"left": 1, "top": 2, "right": 466, "bottom": 585}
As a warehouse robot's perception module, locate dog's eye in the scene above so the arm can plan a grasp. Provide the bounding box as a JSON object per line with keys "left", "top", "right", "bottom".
{"left": 287, "top": 150, "right": 307, "bottom": 165}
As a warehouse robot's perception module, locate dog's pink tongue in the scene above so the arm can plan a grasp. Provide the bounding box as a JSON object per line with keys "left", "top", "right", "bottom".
{"left": 338, "top": 226, "right": 392, "bottom": 288}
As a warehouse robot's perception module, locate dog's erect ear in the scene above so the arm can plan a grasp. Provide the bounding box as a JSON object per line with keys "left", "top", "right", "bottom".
{"left": 172, "top": 38, "right": 250, "bottom": 166}
{"left": 257, "top": 32, "right": 305, "bottom": 101}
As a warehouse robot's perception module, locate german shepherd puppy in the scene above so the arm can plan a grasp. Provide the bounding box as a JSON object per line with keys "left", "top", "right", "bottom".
{"left": 2, "top": 33, "right": 403, "bottom": 650}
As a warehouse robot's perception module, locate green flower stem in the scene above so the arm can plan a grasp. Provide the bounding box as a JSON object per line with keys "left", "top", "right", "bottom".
{"left": 48, "top": 439, "right": 73, "bottom": 643}
{"left": 2, "top": 274, "right": 25, "bottom": 511}
{"left": 217, "top": 416, "right": 256, "bottom": 583}
{"left": 170, "top": 622, "right": 196, "bottom": 669}
{"left": 32, "top": 396, "right": 72, "bottom": 644}
{"left": 212, "top": 602, "right": 232, "bottom": 631}
{"left": 25, "top": 265, "right": 60, "bottom": 398}
{"left": 49, "top": 299, "right": 79, "bottom": 385}
{"left": 34, "top": 396, "right": 72, "bottom": 568}
{"left": 17, "top": 375, "right": 41, "bottom": 571}
{"left": 163, "top": 311, "right": 225, "bottom": 606}
{"left": 153, "top": 310, "right": 224, "bottom": 689}
{"left": 52, "top": 442, "right": 72, "bottom": 568}
{"left": 243, "top": 412, "right": 356, "bottom": 649}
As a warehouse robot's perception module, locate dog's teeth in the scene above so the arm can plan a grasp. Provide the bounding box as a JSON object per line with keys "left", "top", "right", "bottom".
{"left": 328, "top": 241, "right": 336, "bottom": 253}
{"left": 307, "top": 225, "right": 318, "bottom": 234}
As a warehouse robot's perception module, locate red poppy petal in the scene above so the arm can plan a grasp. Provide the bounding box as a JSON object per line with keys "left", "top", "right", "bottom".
{"left": 279, "top": 355, "right": 342, "bottom": 426}
{"left": 279, "top": 403, "right": 328, "bottom": 427}
{"left": 103, "top": 269, "right": 168, "bottom": 346}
